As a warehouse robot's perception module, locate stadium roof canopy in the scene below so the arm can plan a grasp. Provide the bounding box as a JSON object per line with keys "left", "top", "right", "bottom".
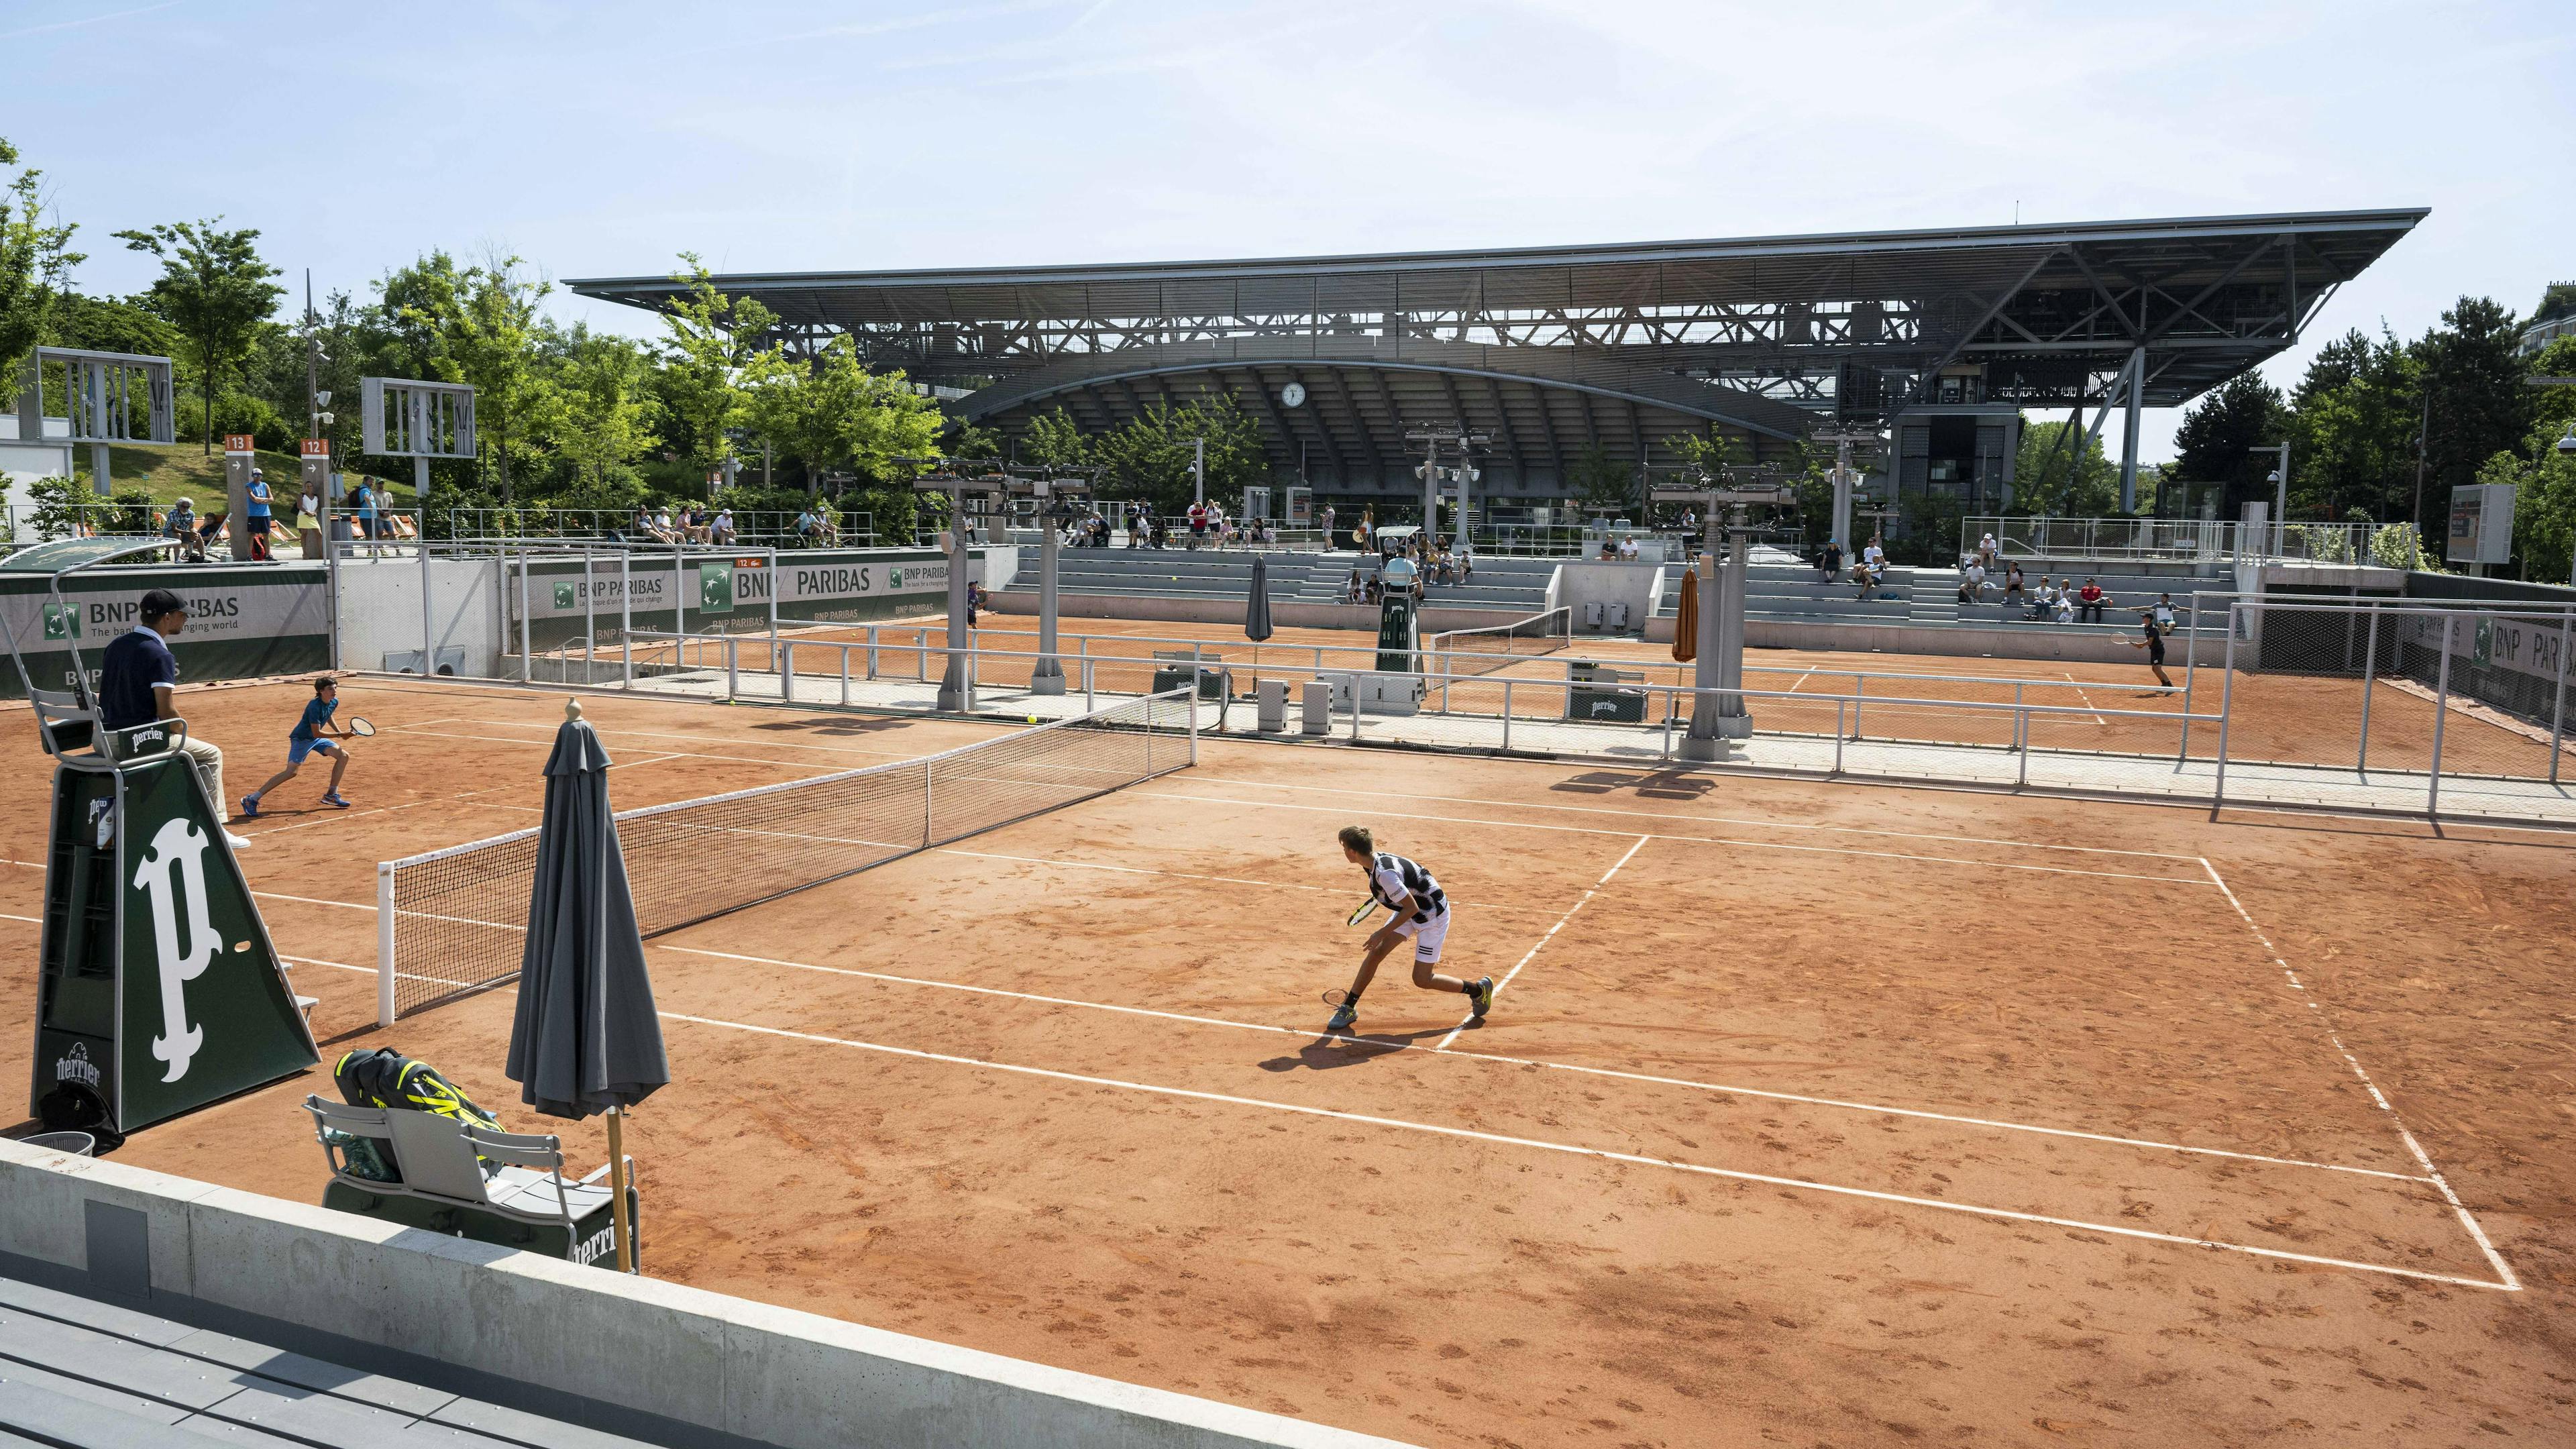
{"left": 571, "top": 209, "right": 2424, "bottom": 494}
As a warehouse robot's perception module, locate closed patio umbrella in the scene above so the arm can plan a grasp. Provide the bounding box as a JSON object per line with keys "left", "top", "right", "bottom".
{"left": 504, "top": 698, "right": 667, "bottom": 1273}
{"left": 1670, "top": 565, "right": 1699, "bottom": 663}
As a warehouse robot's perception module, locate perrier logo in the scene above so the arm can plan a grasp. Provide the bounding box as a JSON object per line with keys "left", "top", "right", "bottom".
{"left": 43, "top": 604, "right": 79, "bottom": 641}
{"left": 698, "top": 561, "right": 734, "bottom": 614}
{"left": 553, "top": 582, "right": 578, "bottom": 609}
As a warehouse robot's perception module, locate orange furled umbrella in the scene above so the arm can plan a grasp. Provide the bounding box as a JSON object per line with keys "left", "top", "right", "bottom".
{"left": 1670, "top": 566, "right": 1699, "bottom": 663}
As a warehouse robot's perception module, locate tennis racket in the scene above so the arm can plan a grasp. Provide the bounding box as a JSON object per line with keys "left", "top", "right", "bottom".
{"left": 345, "top": 716, "right": 376, "bottom": 737}
{"left": 1345, "top": 898, "right": 1381, "bottom": 927}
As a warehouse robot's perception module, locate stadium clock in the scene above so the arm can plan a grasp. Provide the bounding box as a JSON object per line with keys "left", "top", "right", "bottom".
{"left": 1280, "top": 382, "right": 1307, "bottom": 408}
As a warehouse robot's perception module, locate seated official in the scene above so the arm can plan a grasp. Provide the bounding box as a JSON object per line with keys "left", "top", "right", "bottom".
{"left": 100, "top": 588, "right": 250, "bottom": 850}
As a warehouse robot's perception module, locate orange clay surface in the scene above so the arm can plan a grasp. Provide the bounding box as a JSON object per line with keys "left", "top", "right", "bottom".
{"left": 5, "top": 676, "right": 2573, "bottom": 1448}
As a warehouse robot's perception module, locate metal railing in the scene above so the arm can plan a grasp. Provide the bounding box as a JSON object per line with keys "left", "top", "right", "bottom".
{"left": 439, "top": 506, "right": 875, "bottom": 548}
{"left": 1966, "top": 515, "right": 2415, "bottom": 567}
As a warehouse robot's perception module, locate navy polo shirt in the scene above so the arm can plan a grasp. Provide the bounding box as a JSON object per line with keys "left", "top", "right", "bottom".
{"left": 99, "top": 625, "right": 178, "bottom": 731}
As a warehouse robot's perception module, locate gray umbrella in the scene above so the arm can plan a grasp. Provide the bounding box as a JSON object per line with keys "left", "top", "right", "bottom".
{"left": 504, "top": 699, "right": 665, "bottom": 1271}
{"left": 1245, "top": 553, "right": 1275, "bottom": 643}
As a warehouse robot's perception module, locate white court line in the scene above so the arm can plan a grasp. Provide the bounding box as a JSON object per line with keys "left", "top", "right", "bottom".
{"left": 653, "top": 1007, "right": 2515, "bottom": 1293}
{"left": 2200, "top": 857, "right": 2522, "bottom": 1292}
{"left": 1436, "top": 835, "right": 1649, "bottom": 1050}
{"left": 1171, "top": 774, "right": 2203, "bottom": 861}
{"left": 2061, "top": 673, "right": 2110, "bottom": 726}
{"left": 651, "top": 941, "right": 2429, "bottom": 1183}
{"left": 1138, "top": 792, "right": 2212, "bottom": 887}
{"left": 237, "top": 773, "right": 563, "bottom": 839}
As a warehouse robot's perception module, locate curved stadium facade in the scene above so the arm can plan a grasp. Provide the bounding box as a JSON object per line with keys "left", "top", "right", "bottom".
{"left": 572, "top": 209, "right": 2421, "bottom": 521}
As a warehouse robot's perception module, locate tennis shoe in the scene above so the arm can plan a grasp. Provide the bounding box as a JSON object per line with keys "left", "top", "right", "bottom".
{"left": 238, "top": 794, "right": 261, "bottom": 819}
{"left": 1468, "top": 976, "right": 1495, "bottom": 1020}
{"left": 1325, "top": 1003, "right": 1359, "bottom": 1032}
{"left": 322, "top": 792, "right": 352, "bottom": 808}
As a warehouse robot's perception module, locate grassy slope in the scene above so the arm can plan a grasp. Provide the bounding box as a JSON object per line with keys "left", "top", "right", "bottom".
{"left": 26, "top": 442, "right": 421, "bottom": 511}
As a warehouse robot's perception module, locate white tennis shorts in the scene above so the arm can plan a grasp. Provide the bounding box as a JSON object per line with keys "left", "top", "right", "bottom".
{"left": 1393, "top": 908, "right": 1450, "bottom": 964}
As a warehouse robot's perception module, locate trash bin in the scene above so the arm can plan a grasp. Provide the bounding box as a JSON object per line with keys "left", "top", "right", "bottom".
{"left": 22, "top": 1132, "right": 95, "bottom": 1157}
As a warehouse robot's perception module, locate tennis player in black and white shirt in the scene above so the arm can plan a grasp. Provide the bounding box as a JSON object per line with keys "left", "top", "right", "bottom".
{"left": 1327, "top": 825, "right": 1493, "bottom": 1032}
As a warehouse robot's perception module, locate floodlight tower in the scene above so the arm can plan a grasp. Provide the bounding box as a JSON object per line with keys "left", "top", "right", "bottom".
{"left": 1811, "top": 427, "right": 1881, "bottom": 555}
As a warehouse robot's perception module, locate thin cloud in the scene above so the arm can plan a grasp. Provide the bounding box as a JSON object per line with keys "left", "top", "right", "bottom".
{"left": 0, "top": 0, "right": 187, "bottom": 43}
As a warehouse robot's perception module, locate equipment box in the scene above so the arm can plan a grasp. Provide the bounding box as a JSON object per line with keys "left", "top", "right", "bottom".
{"left": 1566, "top": 660, "right": 1646, "bottom": 723}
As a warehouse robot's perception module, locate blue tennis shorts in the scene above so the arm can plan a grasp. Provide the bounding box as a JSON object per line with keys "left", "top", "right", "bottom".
{"left": 287, "top": 735, "right": 340, "bottom": 765}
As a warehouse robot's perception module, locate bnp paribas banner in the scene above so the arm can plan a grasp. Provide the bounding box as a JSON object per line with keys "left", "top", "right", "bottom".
{"left": 517, "top": 547, "right": 995, "bottom": 647}
{"left": 0, "top": 564, "right": 330, "bottom": 701}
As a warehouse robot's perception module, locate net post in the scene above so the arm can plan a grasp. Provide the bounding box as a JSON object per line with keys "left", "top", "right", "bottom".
{"left": 2359, "top": 602, "right": 2378, "bottom": 773}
{"left": 1659, "top": 688, "right": 1673, "bottom": 759}
{"left": 922, "top": 758, "right": 934, "bottom": 847}
{"left": 1187, "top": 684, "right": 1200, "bottom": 765}
{"left": 767, "top": 547, "right": 780, "bottom": 642}
{"left": 782, "top": 641, "right": 794, "bottom": 702}
{"left": 725, "top": 635, "right": 739, "bottom": 701}
{"left": 1502, "top": 680, "right": 1512, "bottom": 752}
{"left": 584, "top": 550, "right": 596, "bottom": 684}
{"left": 419, "top": 519, "right": 434, "bottom": 674}
{"left": 839, "top": 644, "right": 850, "bottom": 707}
{"left": 1834, "top": 698, "right": 1845, "bottom": 773}
{"left": 2428, "top": 611, "right": 2452, "bottom": 818}
{"left": 376, "top": 861, "right": 397, "bottom": 1028}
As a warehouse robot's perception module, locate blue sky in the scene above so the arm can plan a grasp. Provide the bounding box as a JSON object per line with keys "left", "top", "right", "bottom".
{"left": 7, "top": 0, "right": 2570, "bottom": 460}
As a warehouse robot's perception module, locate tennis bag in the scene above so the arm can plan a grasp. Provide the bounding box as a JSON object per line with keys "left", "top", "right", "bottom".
{"left": 326, "top": 1048, "right": 502, "bottom": 1181}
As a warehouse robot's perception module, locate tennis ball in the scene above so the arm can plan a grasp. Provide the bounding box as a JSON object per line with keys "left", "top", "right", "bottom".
{"left": 1027, "top": 714, "right": 1040, "bottom": 723}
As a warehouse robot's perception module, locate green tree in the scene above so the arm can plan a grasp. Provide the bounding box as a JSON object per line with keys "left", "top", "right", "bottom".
{"left": 113, "top": 219, "right": 282, "bottom": 453}
{"left": 1019, "top": 406, "right": 1089, "bottom": 470}
{"left": 657, "top": 255, "right": 779, "bottom": 477}
{"left": 1089, "top": 397, "right": 1265, "bottom": 513}
{"left": 2011, "top": 418, "right": 2121, "bottom": 516}
{"left": 383, "top": 250, "right": 558, "bottom": 502}
{"left": 2414, "top": 295, "right": 2533, "bottom": 506}
{"left": 1566, "top": 443, "right": 1635, "bottom": 516}
{"left": 2489, "top": 336, "right": 2576, "bottom": 582}
{"left": 2286, "top": 327, "right": 2419, "bottom": 522}
{"left": 0, "top": 137, "right": 83, "bottom": 376}
{"left": 739, "top": 335, "right": 946, "bottom": 488}
{"left": 550, "top": 325, "right": 659, "bottom": 496}
{"left": 2172, "top": 374, "right": 2292, "bottom": 521}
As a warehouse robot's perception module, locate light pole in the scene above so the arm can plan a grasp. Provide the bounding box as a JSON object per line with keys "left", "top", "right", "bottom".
{"left": 2250, "top": 442, "right": 2288, "bottom": 557}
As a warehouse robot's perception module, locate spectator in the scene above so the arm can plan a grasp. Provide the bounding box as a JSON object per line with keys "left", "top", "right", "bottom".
{"left": 2152, "top": 592, "right": 2184, "bottom": 631}
{"left": 1320, "top": 504, "right": 1336, "bottom": 547}
{"left": 966, "top": 580, "right": 985, "bottom": 627}
{"left": 244, "top": 468, "right": 274, "bottom": 561}
{"left": 1457, "top": 542, "right": 1473, "bottom": 580}
{"left": 1863, "top": 535, "right": 1886, "bottom": 572}
{"left": 1617, "top": 534, "right": 1640, "bottom": 560}
{"left": 163, "top": 497, "right": 203, "bottom": 562}
{"left": 796, "top": 507, "right": 824, "bottom": 544}
{"left": 1977, "top": 531, "right": 1998, "bottom": 570}
{"left": 1854, "top": 559, "right": 1881, "bottom": 601}
{"left": 2077, "top": 578, "right": 2108, "bottom": 624}
{"left": 196, "top": 507, "right": 229, "bottom": 559}
{"left": 101, "top": 588, "right": 250, "bottom": 849}
{"left": 712, "top": 508, "right": 737, "bottom": 545}
{"left": 1955, "top": 572, "right": 1977, "bottom": 604}
{"left": 1817, "top": 539, "right": 1841, "bottom": 583}
{"left": 349, "top": 480, "right": 379, "bottom": 552}
{"left": 1187, "top": 500, "right": 1208, "bottom": 548}
{"left": 1597, "top": 537, "right": 1618, "bottom": 561}
{"left": 2004, "top": 562, "right": 2026, "bottom": 606}
{"left": 2053, "top": 584, "right": 2078, "bottom": 625}
{"left": 1963, "top": 556, "right": 1986, "bottom": 600}
{"left": 1348, "top": 568, "right": 1366, "bottom": 604}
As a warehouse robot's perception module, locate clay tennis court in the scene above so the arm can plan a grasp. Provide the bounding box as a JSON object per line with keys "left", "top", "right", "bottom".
{"left": 4, "top": 675, "right": 2571, "bottom": 1446}
{"left": 624, "top": 611, "right": 2573, "bottom": 778}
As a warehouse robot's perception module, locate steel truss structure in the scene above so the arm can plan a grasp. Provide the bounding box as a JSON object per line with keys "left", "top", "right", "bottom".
{"left": 572, "top": 210, "right": 2423, "bottom": 498}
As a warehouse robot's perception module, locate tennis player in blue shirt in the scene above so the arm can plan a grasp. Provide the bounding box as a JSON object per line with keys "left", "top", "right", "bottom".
{"left": 240, "top": 678, "right": 357, "bottom": 816}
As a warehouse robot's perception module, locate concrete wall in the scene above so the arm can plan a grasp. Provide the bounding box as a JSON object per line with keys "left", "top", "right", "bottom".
{"left": 0, "top": 1140, "right": 1412, "bottom": 1449}
{"left": 335, "top": 553, "right": 503, "bottom": 678}
{"left": 0, "top": 438, "right": 73, "bottom": 486}
{"left": 1552, "top": 561, "right": 1664, "bottom": 635}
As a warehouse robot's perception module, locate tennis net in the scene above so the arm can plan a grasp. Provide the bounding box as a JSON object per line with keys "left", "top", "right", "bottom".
{"left": 375, "top": 688, "right": 1197, "bottom": 1022}
{"left": 1427, "top": 606, "right": 1573, "bottom": 678}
